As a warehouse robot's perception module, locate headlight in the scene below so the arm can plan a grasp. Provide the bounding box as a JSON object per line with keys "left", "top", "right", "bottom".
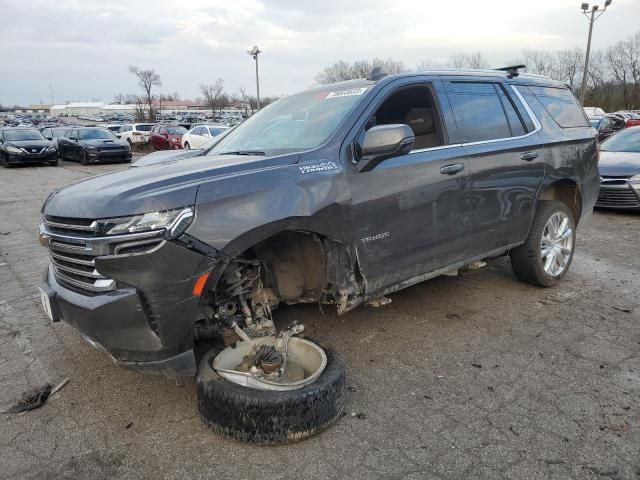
{"left": 97, "top": 207, "right": 194, "bottom": 238}
{"left": 46, "top": 145, "right": 56, "bottom": 152}
{"left": 6, "top": 146, "right": 22, "bottom": 154}
{"left": 631, "top": 174, "right": 640, "bottom": 185}
{"left": 85, "top": 146, "right": 98, "bottom": 151}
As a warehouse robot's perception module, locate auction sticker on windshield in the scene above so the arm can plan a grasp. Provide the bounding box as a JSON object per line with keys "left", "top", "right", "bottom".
{"left": 325, "top": 87, "right": 368, "bottom": 99}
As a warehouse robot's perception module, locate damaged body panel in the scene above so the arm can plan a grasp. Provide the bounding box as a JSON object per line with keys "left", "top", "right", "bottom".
{"left": 38, "top": 69, "right": 598, "bottom": 376}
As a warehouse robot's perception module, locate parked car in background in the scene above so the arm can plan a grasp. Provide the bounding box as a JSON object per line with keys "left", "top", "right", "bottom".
{"left": 131, "top": 129, "right": 233, "bottom": 167}
{"left": 41, "top": 126, "right": 71, "bottom": 150}
{"left": 0, "top": 128, "right": 58, "bottom": 167}
{"left": 596, "top": 126, "right": 640, "bottom": 211}
{"left": 149, "top": 124, "right": 187, "bottom": 150}
{"left": 614, "top": 111, "right": 640, "bottom": 127}
{"left": 58, "top": 127, "right": 131, "bottom": 165}
{"left": 597, "top": 114, "right": 627, "bottom": 142}
{"left": 116, "top": 123, "right": 154, "bottom": 145}
{"left": 182, "top": 124, "right": 230, "bottom": 149}
{"left": 583, "top": 106, "right": 605, "bottom": 118}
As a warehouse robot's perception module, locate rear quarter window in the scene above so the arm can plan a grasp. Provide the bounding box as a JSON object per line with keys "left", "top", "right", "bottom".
{"left": 527, "top": 86, "right": 589, "bottom": 128}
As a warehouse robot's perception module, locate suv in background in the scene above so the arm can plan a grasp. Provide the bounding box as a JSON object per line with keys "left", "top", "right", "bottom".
{"left": 116, "top": 123, "right": 155, "bottom": 146}
{"left": 38, "top": 67, "right": 598, "bottom": 376}
{"left": 148, "top": 124, "right": 187, "bottom": 150}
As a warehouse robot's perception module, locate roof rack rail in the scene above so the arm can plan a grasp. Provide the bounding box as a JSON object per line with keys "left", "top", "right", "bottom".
{"left": 494, "top": 64, "right": 527, "bottom": 78}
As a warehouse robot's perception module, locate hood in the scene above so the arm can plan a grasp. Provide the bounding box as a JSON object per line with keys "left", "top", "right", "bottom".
{"left": 6, "top": 139, "right": 52, "bottom": 150}
{"left": 598, "top": 151, "right": 640, "bottom": 177}
{"left": 43, "top": 153, "right": 298, "bottom": 219}
{"left": 82, "top": 138, "right": 128, "bottom": 149}
{"left": 130, "top": 149, "right": 202, "bottom": 167}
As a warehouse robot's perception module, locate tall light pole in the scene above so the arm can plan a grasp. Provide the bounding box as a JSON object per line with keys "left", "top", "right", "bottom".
{"left": 247, "top": 46, "right": 262, "bottom": 110}
{"left": 579, "top": 0, "right": 612, "bottom": 105}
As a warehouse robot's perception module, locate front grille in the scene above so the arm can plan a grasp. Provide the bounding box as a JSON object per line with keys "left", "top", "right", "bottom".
{"left": 44, "top": 215, "right": 98, "bottom": 236}
{"left": 22, "top": 147, "right": 46, "bottom": 154}
{"left": 48, "top": 239, "right": 115, "bottom": 293}
{"left": 41, "top": 215, "right": 165, "bottom": 294}
{"left": 597, "top": 182, "right": 640, "bottom": 208}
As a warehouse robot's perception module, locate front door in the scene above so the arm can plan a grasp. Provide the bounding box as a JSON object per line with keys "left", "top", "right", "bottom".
{"left": 348, "top": 80, "right": 472, "bottom": 294}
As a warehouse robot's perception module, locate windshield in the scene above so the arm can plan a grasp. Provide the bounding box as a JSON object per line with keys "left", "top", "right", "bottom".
{"left": 601, "top": 128, "right": 640, "bottom": 153}
{"left": 4, "top": 129, "right": 45, "bottom": 141}
{"left": 135, "top": 124, "right": 153, "bottom": 132}
{"left": 78, "top": 129, "right": 116, "bottom": 140}
{"left": 209, "top": 127, "right": 229, "bottom": 136}
{"left": 207, "top": 85, "right": 370, "bottom": 156}
{"left": 167, "top": 126, "right": 187, "bottom": 135}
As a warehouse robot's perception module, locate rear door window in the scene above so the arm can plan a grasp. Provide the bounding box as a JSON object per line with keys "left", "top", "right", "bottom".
{"left": 496, "top": 87, "right": 527, "bottom": 137}
{"left": 527, "top": 86, "right": 589, "bottom": 128}
{"left": 446, "top": 82, "right": 512, "bottom": 143}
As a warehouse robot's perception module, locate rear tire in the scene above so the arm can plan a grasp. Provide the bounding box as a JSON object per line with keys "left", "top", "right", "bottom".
{"left": 510, "top": 200, "right": 576, "bottom": 287}
{"left": 49, "top": 159, "right": 58, "bottom": 166}
{"left": 184, "top": 142, "right": 190, "bottom": 150}
{"left": 196, "top": 338, "right": 346, "bottom": 445}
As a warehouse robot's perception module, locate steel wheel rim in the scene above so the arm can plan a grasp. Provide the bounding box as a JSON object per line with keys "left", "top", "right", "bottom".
{"left": 540, "top": 211, "right": 573, "bottom": 277}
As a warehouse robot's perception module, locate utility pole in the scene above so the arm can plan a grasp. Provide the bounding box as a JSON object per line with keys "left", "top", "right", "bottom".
{"left": 579, "top": 1, "right": 612, "bottom": 105}
{"left": 247, "top": 46, "right": 262, "bottom": 110}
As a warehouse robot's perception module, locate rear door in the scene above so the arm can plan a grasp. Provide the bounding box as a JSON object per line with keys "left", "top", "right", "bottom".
{"left": 443, "top": 78, "right": 545, "bottom": 255}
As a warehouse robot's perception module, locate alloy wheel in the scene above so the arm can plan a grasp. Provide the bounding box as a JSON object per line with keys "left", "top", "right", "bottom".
{"left": 540, "top": 211, "right": 573, "bottom": 277}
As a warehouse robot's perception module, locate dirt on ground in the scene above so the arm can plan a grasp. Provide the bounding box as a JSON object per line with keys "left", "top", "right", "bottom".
{"left": 0, "top": 161, "right": 638, "bottom": 480}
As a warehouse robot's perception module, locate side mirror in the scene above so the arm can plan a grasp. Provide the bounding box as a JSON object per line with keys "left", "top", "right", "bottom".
{"left": 46, "top": 136, "right": 53, "bottom": 140}
{"left": 356, "top": 124, "right": 415, "bottom": 172}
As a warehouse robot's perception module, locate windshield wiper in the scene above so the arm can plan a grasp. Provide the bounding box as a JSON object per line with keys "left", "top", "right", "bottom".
{"left": 218, "top": 150, "right": 266, "bottom": 156}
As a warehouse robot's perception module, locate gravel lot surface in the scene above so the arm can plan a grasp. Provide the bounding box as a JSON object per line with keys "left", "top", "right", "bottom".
{"left": 0, "top": 160, "right": 638, "bottom": 480}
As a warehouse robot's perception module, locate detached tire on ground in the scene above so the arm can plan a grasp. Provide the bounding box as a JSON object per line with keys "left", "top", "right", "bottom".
{"left": 510, "top": 200, "right": 576, "bottom": 287}
{"left": 196, "top": 339, "right": 346, "bottom": 444}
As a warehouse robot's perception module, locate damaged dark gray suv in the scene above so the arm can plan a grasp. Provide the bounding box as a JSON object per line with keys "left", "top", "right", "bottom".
{"left": 38, "top": 66, "right": 599, "bottom": 443}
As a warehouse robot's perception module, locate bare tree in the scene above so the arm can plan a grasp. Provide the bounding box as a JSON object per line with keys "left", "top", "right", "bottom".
{"left": 315, "top": 58, "right": 405, "bottom": 84}
{"left": 446, "top": 52, "right": 489, "bottom": 69}
{"left": 523, "top": 50, "right": 559, "bottom": 78}
{"left": 128, "top": 66, "right": 162, "bottom": 121}
{"left": 416, "top": 59, "right": 440, "bottom": 70}
{"left": 555, "top": 48, "right": 584, "bottom": 91}
{"left": 200, "top": 79, "right": 225, "bottom": 113}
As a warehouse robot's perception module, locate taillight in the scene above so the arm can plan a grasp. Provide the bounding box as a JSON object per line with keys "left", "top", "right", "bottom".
{"left": 626, "top": 119, "right": 640, "bottom": 127}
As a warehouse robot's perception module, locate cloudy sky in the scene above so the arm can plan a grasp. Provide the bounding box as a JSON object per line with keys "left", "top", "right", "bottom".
{"left": 1, "top": 0, "right": 639, "bottom": 106}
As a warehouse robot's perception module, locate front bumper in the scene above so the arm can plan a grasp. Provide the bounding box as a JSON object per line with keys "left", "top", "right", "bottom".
{"left": 40, "top": 236, "right": 220, "bottom": 376}
{"left": 86, "top": 150, "right": 132, "bottom": 162}
{"left": 596, "top": 178, "right": 640, "bottom": 211}
{"left": 6, "top": 150, "right": 58, "bottom": 164}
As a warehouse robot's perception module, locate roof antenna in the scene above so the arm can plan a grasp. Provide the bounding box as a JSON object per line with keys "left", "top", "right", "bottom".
{"left": 367, "top": 67, "right": 388, "bottom": 81}
{"left": 495, "top": 64, "right": 526, "bottom": 79}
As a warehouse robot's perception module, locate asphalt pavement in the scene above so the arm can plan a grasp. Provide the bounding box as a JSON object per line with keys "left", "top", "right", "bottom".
{"left": 0, "top": 160, "right": 638, "bottom": 480}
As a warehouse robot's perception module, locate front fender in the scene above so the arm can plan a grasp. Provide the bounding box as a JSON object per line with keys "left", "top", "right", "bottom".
{"left": 188, "top": 163, "right": 353, "bottom": 257}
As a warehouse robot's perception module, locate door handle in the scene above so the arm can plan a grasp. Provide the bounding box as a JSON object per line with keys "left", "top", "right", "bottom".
{"left": 521, "top": 152, "right": 538, "bottom": 161}
{"left": 440, "top": 163, "right": 465, "bottom": 175}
